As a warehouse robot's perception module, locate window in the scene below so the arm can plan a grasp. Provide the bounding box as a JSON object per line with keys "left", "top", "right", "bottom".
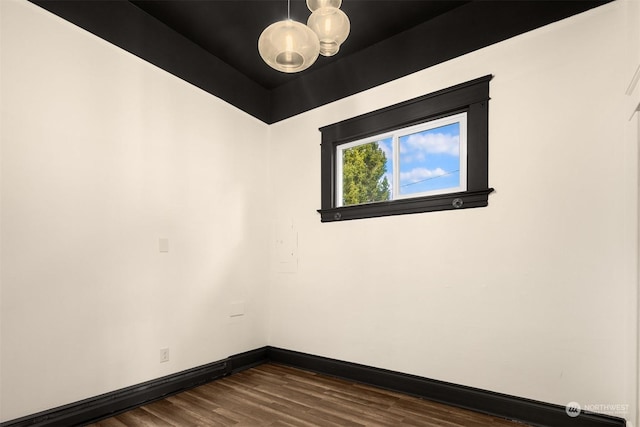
{"left": 318, "top": 76, "right": 493, "bottom": 222}
{"left": 336, "top": 112, "right": 467, "bottom": 207}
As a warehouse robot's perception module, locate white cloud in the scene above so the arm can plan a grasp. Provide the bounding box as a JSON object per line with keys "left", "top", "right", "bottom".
{"left": 400, "top": 167, "right": 446, "bottom": 184}
{"left": 403, "top": 132, "right": 459, "bottom": 159}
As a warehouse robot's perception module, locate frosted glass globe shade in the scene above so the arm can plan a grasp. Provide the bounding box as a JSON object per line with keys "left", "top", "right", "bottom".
{"left": 258, "top": 20, "right": 320, "bottom": 73}
{"left": 306, "top": 0, "right": 341, "bottom": 12}
{"left": 307, "top": 7, "right": 350, "bottom": 57}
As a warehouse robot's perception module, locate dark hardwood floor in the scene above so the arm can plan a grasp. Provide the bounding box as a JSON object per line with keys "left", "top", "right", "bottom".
{"left": 87, "top": 363, "right": 529, "bottom": 426}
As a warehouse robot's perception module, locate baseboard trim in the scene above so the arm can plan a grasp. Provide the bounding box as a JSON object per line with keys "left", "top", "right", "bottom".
{"left": 0, "top": 347, "right": 269, "bottom": 427}
{"left": 267, "top": 347, "right": 626, "bottom": 427}
{"left": 2, "top": 346, "right": 627, "bottom": 427}
{"left": 227, "top": 346, "right": 270, "bottom": 375}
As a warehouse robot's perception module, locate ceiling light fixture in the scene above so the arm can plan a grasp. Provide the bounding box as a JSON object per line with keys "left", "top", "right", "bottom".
{"left": 258, "top": 0, "right": 320, "bottom": 73}
{"left": 307, "top": 0, "right": 350, "bottom": 57}
{"left": 307, "top": 4, "right": 350, "bottom": 57}
{"left": 258, "top": 0, "right": 350, "bottom": 73}
{"left": 306, "top": 0, "right": 342, "bottom": 11}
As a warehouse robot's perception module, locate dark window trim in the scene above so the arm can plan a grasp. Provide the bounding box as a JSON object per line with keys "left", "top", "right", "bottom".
{"left": 318, "top": 75, "right": 494, "bottom": 222}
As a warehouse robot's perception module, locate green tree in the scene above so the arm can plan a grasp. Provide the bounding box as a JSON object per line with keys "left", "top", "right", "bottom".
{"left": 342, "top": 142, "right": 390, "bottom": 206}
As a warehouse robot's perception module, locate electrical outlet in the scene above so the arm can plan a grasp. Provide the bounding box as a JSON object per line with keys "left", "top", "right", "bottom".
{"left": 160, "top": 348, "right": 170, "bottom": 363}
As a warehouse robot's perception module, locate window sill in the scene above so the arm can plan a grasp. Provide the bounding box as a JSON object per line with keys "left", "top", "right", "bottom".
{"left": 317, "top": 188, "right": 494, "bottom": 222}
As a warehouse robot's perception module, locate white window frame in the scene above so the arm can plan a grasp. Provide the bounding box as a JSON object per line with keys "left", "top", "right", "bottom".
{"left": 336, "top": 112, "right": 467, "bottom": 207}
{"left": 394, "top": 112, "right": 467, "bottom": 200}
{"left": 336, "top": 132, "right": 394, "bottom": 207}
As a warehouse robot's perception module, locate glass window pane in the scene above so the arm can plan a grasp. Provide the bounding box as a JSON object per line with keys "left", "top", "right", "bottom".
{"left": 341, "top": 138, "right": 393, "bottom": 206}
{"left": 398, "top": 122, "right": 461, "bottom": 196}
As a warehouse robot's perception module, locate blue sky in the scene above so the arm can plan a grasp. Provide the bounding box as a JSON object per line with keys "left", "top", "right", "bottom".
{"left": 377, "top": 122, "right": 461, "bottom": 196}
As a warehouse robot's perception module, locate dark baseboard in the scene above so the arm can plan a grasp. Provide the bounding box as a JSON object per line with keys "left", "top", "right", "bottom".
{"left": 2, "top": 346, "right": 627, "bottom": 427}
{"left": 266, "top": 347, "right": 626, "bottom": 427}
{"left": 0, "top": 347, "right": 269, "bottom": 427}
{"left": 227, "top": 347, "right": 269, "bottom": 375}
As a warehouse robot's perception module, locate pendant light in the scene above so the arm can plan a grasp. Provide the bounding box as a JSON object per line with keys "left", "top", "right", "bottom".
{"left": 306, "top": 0, "right": 342, "bottom": 10}
{"left": 307, "top": 5, "right": 350, "bottom": 56}
{"left": 258, "top": 0, "right": 320, "bottom": 73}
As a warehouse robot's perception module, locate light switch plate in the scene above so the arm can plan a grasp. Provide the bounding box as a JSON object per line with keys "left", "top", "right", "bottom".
{"left": 229, "top": 301, "right": 245, "bottom": 317}
{"left": 159, "top": 238, "right": 169, "bottom": 253}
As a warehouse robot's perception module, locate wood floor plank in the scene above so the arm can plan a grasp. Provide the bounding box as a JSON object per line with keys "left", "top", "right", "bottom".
{"left": 205, "top": 376, "right": 351, "bottom": 426}
{"left": 87, "top": 363, "right": 530, "bottom": 426}
{"left": 114, "top": 407, "right": 175, "bottom": 427}
{"left": 90, "top": 417, "right": 129, "bottom": 427}
{"left": 142, "top": 400, "right": 211, "bottom": 426}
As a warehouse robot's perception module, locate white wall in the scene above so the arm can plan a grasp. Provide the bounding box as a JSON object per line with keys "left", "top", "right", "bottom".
{"left": 267, "top": 1, "right": 639, "bottom": 425}
{"left": 0, "top": 0, "right": 270, "bottom": 421}
{"left": 631, "top": 0, "right": 640, "bottom": 422}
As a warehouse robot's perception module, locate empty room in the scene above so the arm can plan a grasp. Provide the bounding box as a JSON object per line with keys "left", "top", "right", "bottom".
{"left": 1, "top": 0, "right": 639, "bottom": 426}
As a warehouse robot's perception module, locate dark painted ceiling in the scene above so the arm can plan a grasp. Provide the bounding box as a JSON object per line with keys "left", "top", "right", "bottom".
{"left": 31, "top": 0, "right": 610, "bottom": 123}
{"left": 129, "top": 0, "right": 469, "bottom": 90}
